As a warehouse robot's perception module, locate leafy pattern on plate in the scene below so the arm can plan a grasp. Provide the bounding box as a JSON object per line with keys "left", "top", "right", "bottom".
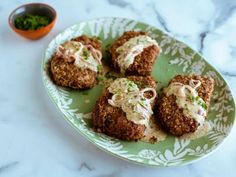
{"left": 42, "top": 17, "right": 235, "bottom": 167}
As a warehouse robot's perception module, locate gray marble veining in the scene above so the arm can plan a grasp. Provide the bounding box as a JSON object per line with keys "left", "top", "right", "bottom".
{"left": 0, "top": 161, "right": 19, "bottom": 174}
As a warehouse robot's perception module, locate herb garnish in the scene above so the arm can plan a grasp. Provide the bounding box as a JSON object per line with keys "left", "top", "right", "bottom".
{"left": 82, "top": 49, "right": 90, "bottom": 60}
{"left": 97, "top": 75, "right": 103, "bottom": 82}
{"left": 97, "top": 65, "right": 103, "bottom": 73}
{"left": 97, "top": 65, "right": 103, "bottom": 82}
{"left": 15, "top": 14, "right": 51, "bottom": 30}
{"left": 105, "top": 72, "right": 118, "bottom": 80}
{"left": 189, "top": 95, "right": 207, "bottom": 110}
{"left": 198, "top": 101, "right": 207, "bottom": 110}
{"left": 189, "top": 95, "right": 195, "bottom": 102}
{"left": 127, "top": 81, "right": 136, "bottom": 92}
{"left": 138, "top": 101, "right": 145, "bottom": 107}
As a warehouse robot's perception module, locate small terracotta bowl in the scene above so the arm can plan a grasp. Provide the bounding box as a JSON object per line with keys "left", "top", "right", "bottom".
{"left": 8, "top": 3, "right": 57, "bottom": 40}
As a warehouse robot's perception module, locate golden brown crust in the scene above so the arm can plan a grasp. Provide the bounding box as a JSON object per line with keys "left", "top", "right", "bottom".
{"left": 72, "top": 35, "right": 102, "bottom": 51}
{"left": 109, "top": 31, "right": 161, "bottom": 76}
{"left": 92, "top": 76, "right": 157, "bottom": 141}
{"left": 157, "top": 75, "right": 214, "bottom": 136}
{"left": 50, "top": 35, "right": 102, "bottom": 89}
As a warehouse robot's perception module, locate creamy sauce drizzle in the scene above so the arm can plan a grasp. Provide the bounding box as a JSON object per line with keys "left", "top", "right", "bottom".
{"left": 116, "top": 35, "right": 159, "bottom": 73}
{"left": 165, "top": 79, "right": 207, "bottom": 125}
{"left": 142, "top": 116, "right": 167, "bottom": 143}
{"left": 180, "top": 121, "right": 211, "bottom": 140}
{"left": 56, "top": 41, "right": 102, "bottom": 72}
{"left": 107, "top": 78, "right": 156, "bottom": 126}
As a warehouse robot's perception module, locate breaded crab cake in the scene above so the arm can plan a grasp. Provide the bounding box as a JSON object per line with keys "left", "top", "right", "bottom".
{"left": 92, "top": 76, "right": 157, "bottom": 141}
{"left": 109, "top": 31, "right": 161, "bottom": 76}
{"left": 50, "top": 35, "right": 102, "bottom": 89}
{"left": 157, "top": 75, "right": 214, "bottom": 136}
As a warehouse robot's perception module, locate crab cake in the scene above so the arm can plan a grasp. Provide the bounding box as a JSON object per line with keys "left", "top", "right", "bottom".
{"left": 109, "top": 31, "right": 161, "bottom": 76}
{"left": 92, "top": 76, "right": 157, "bottom": 141}
{"left": 157, "top": 75, "right": 214, "bottom": 136}
{"left": 50, "top": 35, "right": 102, "bottom": 89}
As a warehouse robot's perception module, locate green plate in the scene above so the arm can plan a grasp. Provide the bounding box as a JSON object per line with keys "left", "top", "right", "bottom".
{"left": 42, "top": 17, "right": 235, "bottom": 167}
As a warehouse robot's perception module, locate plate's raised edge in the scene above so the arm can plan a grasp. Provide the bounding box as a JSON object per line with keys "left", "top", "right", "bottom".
{"left": 41, "top": 17, "right": 236, "bottom": 167}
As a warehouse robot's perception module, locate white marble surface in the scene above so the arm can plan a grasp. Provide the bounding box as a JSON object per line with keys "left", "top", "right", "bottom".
{"left": 0, "top": 0, "right": 236, "bottom": 176}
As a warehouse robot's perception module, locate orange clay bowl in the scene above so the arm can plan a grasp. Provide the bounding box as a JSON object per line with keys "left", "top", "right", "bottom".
{"left": 8, "top": 3, "right": 57, "bottom": 40}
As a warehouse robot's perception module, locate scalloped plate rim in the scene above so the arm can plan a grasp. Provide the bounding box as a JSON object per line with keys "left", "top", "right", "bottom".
{"left": 41, "top": 17, "right": 236, "bottom": 167}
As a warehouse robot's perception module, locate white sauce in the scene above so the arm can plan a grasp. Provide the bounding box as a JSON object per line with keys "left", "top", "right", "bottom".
{"left": 142, "top": 116, "right": 167, "bottom": 143}
{"left": 107, "top": 78, "right": 156, "bottom": 126}
{"left": 116, "top": 35, "right": 159, "bottom": 73}
{"left": 165, "top": 79, "right": 207, "bottom": 125}
{"left": 180, "top": 121, "right": 211, "bottom": 140}
{"left": 56, "top": 41, "right": 102, "bottom": 72}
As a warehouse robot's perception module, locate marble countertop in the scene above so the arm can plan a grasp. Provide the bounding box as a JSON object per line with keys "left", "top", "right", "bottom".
{"left": 1, "top": 0, "right": 236, "bottom": 176}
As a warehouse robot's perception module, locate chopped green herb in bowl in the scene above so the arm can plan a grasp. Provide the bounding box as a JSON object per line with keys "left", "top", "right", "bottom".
{"left": 14, "top": 14, "right": 51, "bottom": 30}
